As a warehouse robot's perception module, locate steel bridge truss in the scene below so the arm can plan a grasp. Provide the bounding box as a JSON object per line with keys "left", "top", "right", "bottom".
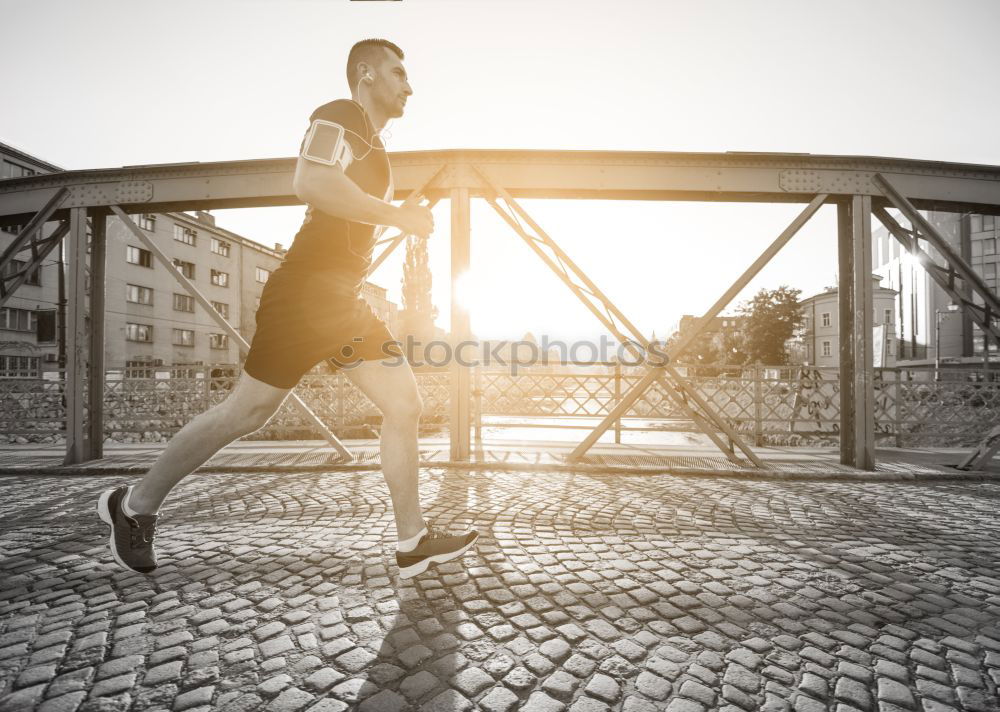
{"left": 1, "top": 150, "right": 998, "bottom": 468}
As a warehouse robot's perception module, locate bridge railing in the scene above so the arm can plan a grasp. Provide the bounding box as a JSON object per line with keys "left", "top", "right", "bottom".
{"left": 1, "top": 363, "right": 997, "bottom": 447}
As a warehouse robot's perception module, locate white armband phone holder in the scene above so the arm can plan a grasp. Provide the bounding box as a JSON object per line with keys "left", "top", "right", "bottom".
{"left": 301, "top": 120, "right": 354, "bottom": 170}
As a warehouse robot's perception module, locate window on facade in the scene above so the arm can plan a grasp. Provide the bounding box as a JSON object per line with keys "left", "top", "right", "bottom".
{"left": 985, "top": 239, "right": 996, "bottom": 256}
{"left": 125, "top": 323, "right": 153, "bottom": 342}
{"left": 255, "top": 267, "right": 270, "bottom": 283}
{"left": 971, "top": 215, "right": 983, "bottom": 232}
{"left": 210, "top": 269, "right": 229, "bottom": 287}
{"left": 1, "top": 160, "right": 38, "bottom": 179}
{"left": 0, "top": 355, "right": 40, "bottom": 378}
{"left": 985, "top": 215, "right": 996, "bottom": 232}
{"left": 973, "top": 240, "right": 984, "bottom": 258}
{"left": 173, "top": 259, "right": 195, "bottom": 279}
{"left": 211, "top": 301, "right": 229, "bottom": 319}
{"left": 211, "top": 238, "right": 231, "bottom": 257}
{"left": 126, "top": 284, "right": 153, "bottom": 305}
{"left": 1, "top": 258, "right": 41, "bottom": 286}
{"left": 209, "top": 333, "right": 229, "bottom": 349}
{"left": 173, "top": 224, "right": 197, "bottom": 246}
{"left": 0, "top": 308, "right": 37, "bottom": 332}
{"left": 172, "top": 328, "right": 195, "bottom": 346}
{"left": 137, "top": 214, "right": 156, "bottom": 231}
{"left": 884, "top": 308, "right": 892, "bottom": 325}
{"left": 173, "top": 293, "right": 195, "bottom": 312}
{"left": 127, "top": 246, "right": 153, "bottom": 267}
{"left": 822, "top": 341, "right": 831, "bottom": 357}
{"left": 821, "top": 312, "right": 831, "bottom": 328}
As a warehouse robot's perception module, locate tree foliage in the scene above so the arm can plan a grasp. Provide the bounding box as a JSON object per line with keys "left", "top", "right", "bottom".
{"left": 736, "top": 285, "right": 804, "bottom": 365}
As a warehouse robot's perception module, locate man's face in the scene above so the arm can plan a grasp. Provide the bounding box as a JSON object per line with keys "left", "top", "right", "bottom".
{"left": 371, "top": 48, "right": 412, "bottom": 119}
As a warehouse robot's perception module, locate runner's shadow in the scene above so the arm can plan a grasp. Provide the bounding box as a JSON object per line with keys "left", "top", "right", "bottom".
{"left": 350, "top": 588, "right": 467, "bottom": 708}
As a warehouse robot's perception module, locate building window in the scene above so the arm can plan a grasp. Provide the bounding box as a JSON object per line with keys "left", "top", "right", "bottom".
{"left": 1, "top": 259, "right": 41, "bottom": 286}
{"left": 209, "top": 333, "right": 229, "bottom": 350}
{"left": 173, "top": 293, "right": 195, "bottom": 312}
{"left": 173, "top": 224, "right": 197, "bottom": 246}
{"left": 821, "top": 312, "right": 831, "bottom": 328}
{"left": 985, "top": 215, "right": 996, "bottom": 232}
{"left": 126, "top": 284, "right": 154, "bottom": 305}
{"left": 125, "top": 323, "right": 153, "bottom": 342}
{"left": 127, "top": 246, "right": 153, "bottom": 268}
{"left": 0, "top": 308, "right": 37, "bottom": 332}
{"left": 1, "top": 160, "right": 38, "bottom": 179}
{"left": 255, "top": 267, "right": 270, "bottom": 283}
{"left": 985, "top": 239, "right": 996, "bottom": 256}
{"left": 210, "top": 269, "right": 229, "bottom": 287}
{"left": 211, "top": 301, "right": 229, "bottom": 319}
{"left": 822, "top": 341, "right": 831, "bottom": 357}
{"left": 0, "top": 355, "right": 40, "bottom": 378}
{"left": 137, "top": 214, "right": 156, "bottom": 231}
{"left": 211, "top": 238, "right": 231, "bottom": 257}
{"left": 973, "top": 240, "right": 984, "bottom": 258}
{"left": 971, "top": 215, "right": 983, "bottom": 232}
{"left": 884, "top": 308, "right": 892, "bottom": 325}
{"left": 173, "top": 259, "right": 195, "bottom": 279}
{"left": 172, "top": 328, "right": 195, "bottom": 347}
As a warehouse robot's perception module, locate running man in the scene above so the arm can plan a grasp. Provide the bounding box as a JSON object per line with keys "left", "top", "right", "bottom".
{"left": 97, "top": 39, "right": 478, "bottom": 580}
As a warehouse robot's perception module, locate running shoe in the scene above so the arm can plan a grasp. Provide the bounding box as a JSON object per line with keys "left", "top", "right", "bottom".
{"left": 96, "top": 485, "right": 159, "bottom": 573}
{"left": 396, "top": 526, "right": 479, "bottom": 579}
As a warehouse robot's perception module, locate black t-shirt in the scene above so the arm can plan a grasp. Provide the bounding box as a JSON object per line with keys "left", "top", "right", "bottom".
{"left": 281, "top": 99, "right": 393, "bottom": 290}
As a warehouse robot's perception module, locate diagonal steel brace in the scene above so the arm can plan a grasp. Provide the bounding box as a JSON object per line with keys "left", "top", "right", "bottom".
{"left": 474, "top": 165, "right": 810, "bottom": 467}
{"left": 0, "top": 187, "right": 70, "bottom": 307}
{"left": 874, "top": 173, "right": 1000, "bottom": 320}
{"left": 874, "top": 207, "right": 1000, "bottom": 348}
{"left": 567, "top": 194, "right": 827, "bottom": 461}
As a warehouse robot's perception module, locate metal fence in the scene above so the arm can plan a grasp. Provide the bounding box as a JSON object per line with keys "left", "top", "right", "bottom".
{"left": 1, "top": 363, "right": 997, "bottom": 447}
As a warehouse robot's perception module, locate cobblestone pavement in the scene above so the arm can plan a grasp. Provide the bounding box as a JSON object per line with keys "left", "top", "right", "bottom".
{"left": 1, "top": 469, "right": 999, "bottom": 712}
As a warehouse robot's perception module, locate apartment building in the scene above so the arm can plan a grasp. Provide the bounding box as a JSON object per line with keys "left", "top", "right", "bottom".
{"left": 0, "top": 142, "right": 63, "bottom": 378}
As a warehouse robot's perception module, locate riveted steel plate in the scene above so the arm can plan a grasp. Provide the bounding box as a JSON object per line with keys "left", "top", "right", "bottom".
{"left": 780, "top": 170, "right": 876, "bottom": 194}
{"left": 115, "top": 181, "right": 153, "bottom": 203}
{"left": 67, "top": 181, "right": 153, "bottom": 208}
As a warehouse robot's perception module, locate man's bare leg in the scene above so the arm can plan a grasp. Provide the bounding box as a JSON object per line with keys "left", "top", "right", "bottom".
{"left": 127, "top": 372, "right": 291, "bottom": 514}
{"left": 343, "top": 359, "right": 425, "bottom": 541}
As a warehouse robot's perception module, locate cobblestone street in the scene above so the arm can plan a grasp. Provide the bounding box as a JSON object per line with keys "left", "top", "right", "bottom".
{"left": 1, "top": 469, "right": 998, "bottom": 712}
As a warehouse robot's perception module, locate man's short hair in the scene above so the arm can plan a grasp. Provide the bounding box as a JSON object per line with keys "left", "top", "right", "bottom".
{"left": 347, "top": 39, "right": 404, "bottom": 88}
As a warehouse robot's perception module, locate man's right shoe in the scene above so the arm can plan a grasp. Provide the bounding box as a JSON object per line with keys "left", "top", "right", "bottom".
{"left": 97, "top": 485, "right": 159, "bottom": 573}
{"left": 395, "top": 526, "right": 479, "bottom": 579}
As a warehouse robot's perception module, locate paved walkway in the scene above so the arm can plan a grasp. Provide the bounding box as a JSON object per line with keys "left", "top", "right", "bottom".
{"left": 1, "top": 439, "right": 997, "bottom": 480}
{"left": 1, "top": 467, "right": 999, "bottom": 711}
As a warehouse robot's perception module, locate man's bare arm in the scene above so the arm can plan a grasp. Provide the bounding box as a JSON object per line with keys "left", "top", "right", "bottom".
{"left": 292, "top": 157, "right": 433, "bottom": 238}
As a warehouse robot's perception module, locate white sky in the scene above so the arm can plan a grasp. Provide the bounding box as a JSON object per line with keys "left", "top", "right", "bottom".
{"left": 3, "top": 0, "right": 998, "bottom": 340}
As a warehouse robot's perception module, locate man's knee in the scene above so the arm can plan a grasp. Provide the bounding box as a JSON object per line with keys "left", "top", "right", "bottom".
{"left": 385, "top": 391, "right": 422, "bottom": 423}
{"left": 220, "top": 397, "right": 280, "bottom": 437}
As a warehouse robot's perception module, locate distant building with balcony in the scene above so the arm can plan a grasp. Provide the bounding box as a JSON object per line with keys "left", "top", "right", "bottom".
{"left": 791, "top": 277, "right": 899, "bottom": 367}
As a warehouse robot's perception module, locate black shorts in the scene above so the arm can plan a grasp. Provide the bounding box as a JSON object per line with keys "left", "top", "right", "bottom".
{"left": 243, "top": 269, "right": 403, "bottom": 389}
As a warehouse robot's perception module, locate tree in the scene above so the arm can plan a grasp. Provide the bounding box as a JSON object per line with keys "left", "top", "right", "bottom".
{"left": 736, "top": 286, "right": 803, "bottom": 365}
{"left": 398, "top": 235, "right": 437, "bottom": 341}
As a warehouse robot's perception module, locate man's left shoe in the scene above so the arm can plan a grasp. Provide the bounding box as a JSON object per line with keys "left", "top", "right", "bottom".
{"left": 396, "top": 526, "right": 479, "bottom": 579}
{"left": 96, "top": 485, "right": 159, "bottom": 573}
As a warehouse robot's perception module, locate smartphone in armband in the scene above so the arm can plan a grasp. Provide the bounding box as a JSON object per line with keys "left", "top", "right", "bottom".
{"left": 301, "top": 120, "right": 353, "bottom": 170}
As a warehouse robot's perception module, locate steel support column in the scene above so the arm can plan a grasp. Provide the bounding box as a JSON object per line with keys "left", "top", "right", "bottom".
{"left": 64, "top": 208, "right": 89, "bottom": 465}
{"left": 449, "top": 187, "right": 472, "bottom": 461}
{"left": 838, "top": 196, "right": 875, "bottom": 470}
{"left": 87, "top": 209, "right": 107, "bottom": 459}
